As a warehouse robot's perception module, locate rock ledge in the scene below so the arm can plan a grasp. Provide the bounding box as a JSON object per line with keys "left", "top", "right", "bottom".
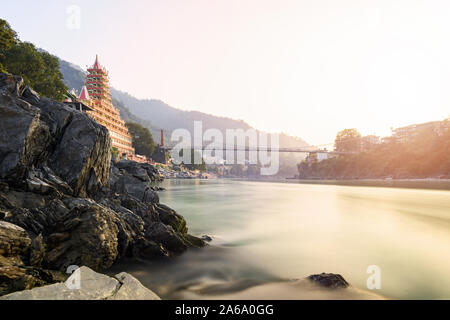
{"left": 0, "top": 266, "right": 160, "bottom": 300}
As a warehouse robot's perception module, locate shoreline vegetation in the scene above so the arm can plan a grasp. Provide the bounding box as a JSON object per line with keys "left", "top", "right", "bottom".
{"left": 292, "top": 178, "right": 450, "bottom": 191}
{"left": 297, "top": 125, "right": 450, "bottom": 182}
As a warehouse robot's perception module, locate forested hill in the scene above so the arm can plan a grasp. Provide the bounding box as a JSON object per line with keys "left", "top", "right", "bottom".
{"left": 110, "top": 88, "right": 253, "bottom": 134}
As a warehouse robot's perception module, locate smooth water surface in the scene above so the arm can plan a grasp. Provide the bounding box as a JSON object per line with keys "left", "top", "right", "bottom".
{"left": 112, "top": 179, "right": 450, "bottom": 299}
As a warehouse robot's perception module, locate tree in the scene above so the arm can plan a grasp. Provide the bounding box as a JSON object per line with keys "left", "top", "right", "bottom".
{"left": 299, "top": 120, "right": 450, "bottom": 179}
{"left": 0, "top": 19, "right": 67, "bottom": 100}
{"left": 2, "top": 42, "right": 67, "bottom": 100}
{"left": 38, "top": 50, "right": 68, "bottom": 100}
{"left": 111, "top": 147, "right": 120, "bottom": 160}
{"left": 126, "top": 122, "right": 156, "bottom": 157}
{"left": 334, "top": 128, "right": 362, "bottom": 153}
{"left": 0, "top": 19, "right": 17, "bottom": 73}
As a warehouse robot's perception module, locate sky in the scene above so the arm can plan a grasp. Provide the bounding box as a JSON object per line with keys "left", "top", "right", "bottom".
{"left": 2, "top": 0, "right": 450, "bottom": 145}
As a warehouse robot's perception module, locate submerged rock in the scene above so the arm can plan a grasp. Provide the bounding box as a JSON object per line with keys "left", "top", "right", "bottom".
{"left": 201, "top": 235, "right": 213, "bottom": 242}
{"left": 307, "top": 273, "right": 350, "bottom": 289}
{"left": 0, "top": 266, "right": 161, "bottom": 300}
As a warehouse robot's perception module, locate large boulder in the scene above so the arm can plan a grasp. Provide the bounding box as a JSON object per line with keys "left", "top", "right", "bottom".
{"left": 0, "top": 73, "right": 111, "bottom": 197}
{"left": 108, "top": 163, "right": 159, "bottom": 204}
{"left": 41, "top": 100, "right": 111, "bottom": 197}
{"left": 42, "top": 199, "right": 120, "bottom": 271}
{"left": 0, "top": 73, "right": 205, "bottom": 297}
{"left": 113, "top": 272, "right": 161, "bottom": 300}
{"left": 0, "top": 76, "right": 50, "bottom": 182}
{"left": 0, "top": 221, "right": 64, "bottom": 296}
{"left": 307, "top": 273, "right": 350, "bottom": 289}
{"left": 156, "top": 203, "right": 187, "bottom": 233}
{"left": 0, "top": 266, "right": 161, "bottom": 300}
{"left": 115, "top": 160, "right": 163, "bottom": 183}
{"left": 0, "top": 221, "right": 31, "bottom": 257}
{"left": 0, "top": 254, "right": 64, "bottom": 297}
{"left": 145, "top": 222, "right": 204, "bottom": 253}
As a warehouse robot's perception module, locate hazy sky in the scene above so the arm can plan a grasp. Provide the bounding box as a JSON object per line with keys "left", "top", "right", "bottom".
{"left": 2, "top": 0, "right": 450, "bottom": 145}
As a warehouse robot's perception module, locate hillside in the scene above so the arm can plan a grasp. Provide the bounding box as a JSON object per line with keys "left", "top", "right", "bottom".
{"left": 59, "top": 58, "right": 308, "bottom": 176}
{"left": 59, "top": 58, "right": 308, "bottom": 147}
{"left": 110, "top": 88, "right": 253, "bottom": 134}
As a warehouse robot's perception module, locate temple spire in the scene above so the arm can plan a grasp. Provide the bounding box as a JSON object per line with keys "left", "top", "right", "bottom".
{"left": 84, "top": 55, "right": 135, "bottom": 155}
{"left": 93, "top": 54, "right": 101, "bottom": 69}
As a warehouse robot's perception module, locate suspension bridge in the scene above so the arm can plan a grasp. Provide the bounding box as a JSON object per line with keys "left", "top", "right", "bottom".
{"left": 158, "top": 130, "right": 360, "bottom": 155}
{"left": 162, "top": 145, "right": 357, "bottom": 155}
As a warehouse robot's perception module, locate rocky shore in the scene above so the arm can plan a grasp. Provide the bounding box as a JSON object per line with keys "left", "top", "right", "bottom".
{"left": 0, "top": 73, "right": 205, "bottom": 297}
{"left": 0, "top": 266, "right": 160, "bottom": 300}
{"left": 158, "top": 166, "right": 213, "bottom": 180}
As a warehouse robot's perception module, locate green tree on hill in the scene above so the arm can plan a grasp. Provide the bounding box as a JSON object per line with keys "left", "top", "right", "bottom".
{"left": 299, "top": 120, "right": 450, "bottom": 179}
{"left": 111, "top": 147, "right": 120, "bottom": 161}
{"left": 0, "top": 19, "right": 17, "bottom": 73}
{"left": 126, "top": 122, "right": 156, "bottom": 157}
{"left": 0, "top": 18, "right": 67, "bottom": 100}
{"left": 334, "top": 128, "right": 362, "bottom": 153}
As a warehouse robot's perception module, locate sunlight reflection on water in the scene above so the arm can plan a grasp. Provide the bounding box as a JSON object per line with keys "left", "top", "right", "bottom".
{"left": 112, "top": 180, "right": 450, "bottom": 300}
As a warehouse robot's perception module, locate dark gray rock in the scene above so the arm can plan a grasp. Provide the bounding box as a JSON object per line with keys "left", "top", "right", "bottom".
{"left": 145, "top": 222, "right": 204, "bottom": 253}
{"left": 110, "top": 173, "right": 159, "bottom": 204}
{"left": 0, "top": 73, "right": 111, "bottom": 197}
{"left": 307, "top": 273, "right": 350, "bottom": 289}
{"left": 155, "top": 203, "right": 187, "bottom": 233}
{"left": 42, "top": 202, "right": 120, "bottom": 271}
{"left": 0, "top": 266, "right": 161, "bottom": 300}
{"left": 115, "top": 160, "right": 163, "bottom": 183}
{"left": 2, "top": 190, "right": 46, "bottom": 210}
{"left": 0, "top": 78, "right": 50, "bottom": 182}
{"left": 0, "top": 221, "right": 64, "bottom": 296}
{"left": 134, "top": 239, "right": 169, "bottom": 259}
{"left": 0, "top": 255, "right": 47, "bottom": 297}
{"left": 29, "top": 234, "right": 45, "bottom": 267}
{"left": 0, "top": 73, "right": 205, "bottom": 296}
{"left": 0, "top": 221, "right": 31, "bottom": 257}
{"left": 201, "top": 235, "right": 213, "bottom": 242}
{"left": 45, "top": 105, "right": 111, "bottom": 197}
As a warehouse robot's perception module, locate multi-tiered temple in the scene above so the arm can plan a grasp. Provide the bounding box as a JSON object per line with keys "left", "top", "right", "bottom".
{"left": 79, "top": 55, "right": 135, "bottom": 155}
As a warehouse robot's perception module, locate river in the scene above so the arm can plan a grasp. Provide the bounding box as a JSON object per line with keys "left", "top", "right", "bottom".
{"left": 111, "top": 179, "right": 450, "bottom": 300}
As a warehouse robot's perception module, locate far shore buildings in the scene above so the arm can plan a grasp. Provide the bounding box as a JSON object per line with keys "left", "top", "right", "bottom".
{"left": 305, "top": 149, "right": 333, "bottom": 163}
{"left": 360, "top": 135, "right": 381, "bottom": 152}
{"left": 65, "top": 55, "right": 135, "bottom": 156}
{"left": 391, "top": 120, "right": 449, "bottom": 144}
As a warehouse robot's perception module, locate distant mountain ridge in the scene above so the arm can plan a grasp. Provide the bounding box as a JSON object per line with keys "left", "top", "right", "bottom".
{"left": 58, "top": 58, "right": 308, "bottom": 150}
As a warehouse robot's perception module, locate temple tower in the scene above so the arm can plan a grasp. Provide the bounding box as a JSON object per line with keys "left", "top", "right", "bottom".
{"left": 84, "top": 55, "right": 134, "bottom": 155}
